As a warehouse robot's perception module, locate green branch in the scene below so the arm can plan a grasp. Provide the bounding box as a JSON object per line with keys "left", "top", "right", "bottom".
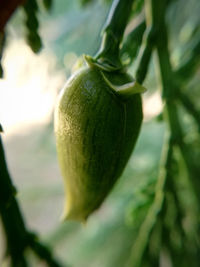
{"left": 135, "top": 26, "right": 155, "bottom": 83}
{"left": 120, "top": 19, "right": 146, "bottom": 65}
{"left": 134, "top": 0, "right": 167, "bottom": 84}
{"left": 149, "top": 0, "right": 183, "bottom": 144}
{"left": 127, "top": 1, "right": 200, "bottom": 266}
{"left": 177, "top": 91, "right": 200, "bottom": 132}
{"left": 151, "top": 0, "right": 200, "bottom": 205}
{"left": 175, "top": 38, "right": 200, "bottom": 81}
{"left": 127, "top": 136, "right": 173, "bottom": 267}
{"left": 173, "top": 38, "right": 200, "bottom": 131}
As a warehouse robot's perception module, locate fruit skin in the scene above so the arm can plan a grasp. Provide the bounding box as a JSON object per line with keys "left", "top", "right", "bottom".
{"left": 54, "top": 64, "right": 143, "bottom": 222}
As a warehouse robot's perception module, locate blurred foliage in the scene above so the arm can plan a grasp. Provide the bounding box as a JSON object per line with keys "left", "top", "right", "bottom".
{"left": 1, "top": 0, "right": 200, "bottom": 266}
{"left": 23, "top": 0, "right": 42, "bottom": 53}
{"left": 0, "top": 32, "right": 5, "bottom": 77}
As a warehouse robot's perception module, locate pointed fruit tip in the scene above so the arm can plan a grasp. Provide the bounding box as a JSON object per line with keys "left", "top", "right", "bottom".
{"left": 60, "top": 206, "right": 88, "bottom": 224}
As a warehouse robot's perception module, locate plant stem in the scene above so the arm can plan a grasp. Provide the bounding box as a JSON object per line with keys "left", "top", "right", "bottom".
{"left": 152, "top": 0, "right": 200, "bottom": 207}
{"left": 120, "top": 19, "right": 146, "bottom": 66}
{"left": 0, "top": 132, "right": 63, "bottom": 267}
{"left": 0, "top": 135, "right": 28, "bottom": 266}
{"left": 95, "top": 0, "right": 135, "bottom": 68}
{"left": 128, "top": 1, "right": 200, "bottom": 265}
{"left": 135, "top": 26, "right": 154, "bottom": 84}
{"left": 173, "top": 38, "right": 200, "bottom": 131}
{"left": 149, "top": 0, "right": 182, "bottom": 142}
{"left": 178, "top": 91, "right": 200, "bottom": 132}
{"left": 175, "top": 38, "right": 200, "bottom": 81}
{"left": 135, "top": 0, "right": 165, "bottom": 84}
{"left": 127, "top": 135, "right": 173, "bottom": 267}
{"left": 28, "top": 233, "right": 63, "bottom": 267}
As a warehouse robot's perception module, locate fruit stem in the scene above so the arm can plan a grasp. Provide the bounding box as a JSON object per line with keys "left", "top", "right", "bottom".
{"left": 95, "top": 0, "right": 135, "bottom": 70}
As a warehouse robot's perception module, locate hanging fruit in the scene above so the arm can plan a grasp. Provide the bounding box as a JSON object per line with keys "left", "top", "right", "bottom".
{"left": 54, "top": 55, "right": 145, "bottom": 222}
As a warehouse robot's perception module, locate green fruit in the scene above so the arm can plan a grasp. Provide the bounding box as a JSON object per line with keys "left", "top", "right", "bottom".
{"left": 54, "top": 56, "right": 145, "bottom": 222}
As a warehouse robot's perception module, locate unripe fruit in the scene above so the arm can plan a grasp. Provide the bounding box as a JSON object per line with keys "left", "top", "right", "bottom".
{"left": 54, "top": 57, "right": 145, "bottom": 222}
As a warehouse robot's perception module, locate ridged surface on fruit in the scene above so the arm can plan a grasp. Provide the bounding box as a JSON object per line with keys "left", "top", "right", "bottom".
{"left": 54, "top": 65, "right": 143, "bottom": 222}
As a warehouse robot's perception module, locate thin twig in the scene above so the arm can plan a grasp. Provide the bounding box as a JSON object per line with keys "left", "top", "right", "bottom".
{"left": 136, "top": 26, "right": 155, "bottom": 84}
{"left": 175, "top": 39, "right": 200, "bottom": 82}
{"left": 0, "top": 134, "right": 28, "bottom": 266}
{"left": 153, "top": 0, "right": 200, "bottom": 205}
{"left": 127, "top": 136, "right": 173, "bottom": 267}
{"left": 0, "top": 131, "right": 63, "bottom": 267}
{"left": 120, "top": 19, "right": 146, "bottom": 65}
{"left": 178, "top": 90, "right": 200, "bottom": 132}
{"left": 28, "top": 233, "right": 64, "bottom": 267}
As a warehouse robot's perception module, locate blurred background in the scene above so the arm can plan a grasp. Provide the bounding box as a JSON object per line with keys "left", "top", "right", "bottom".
{"left": 0, "top": 0, "right": 200, "bottom": 266}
